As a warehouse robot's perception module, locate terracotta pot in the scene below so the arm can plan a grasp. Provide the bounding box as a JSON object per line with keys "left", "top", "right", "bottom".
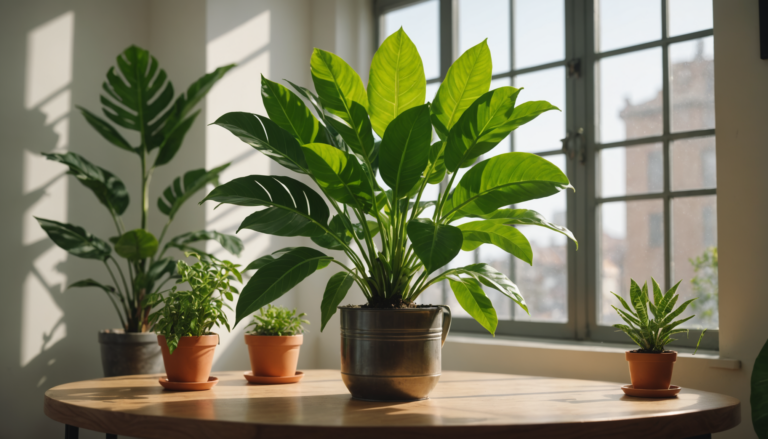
{"left": 626, "top": 351, "right": 677, "bottom": 389}
{"left": 244, "top": 334, "right": 303, "bottom": 377}
{"left": 158, "top": 334, "right": 218, "bottom": 383}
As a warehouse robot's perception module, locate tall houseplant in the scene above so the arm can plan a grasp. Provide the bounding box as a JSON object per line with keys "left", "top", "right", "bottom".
{"left": 203, "top": 29, "right": 576, "bottom": 399}
{"left": 35, "top": 45, "right": 238, "bottom": 376}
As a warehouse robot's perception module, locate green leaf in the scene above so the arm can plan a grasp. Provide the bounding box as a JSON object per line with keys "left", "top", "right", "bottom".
{"left": 202, "top": 175, "right": 329, "bottom": 237}
{"left": 614, "top": 324, "right": 645, "bottom": 349}
{"left": 154, "top": 110, "right": 199, "bottom": 166}
{"left": 445, "top": 152, "right": 571, "bottom": 219}
{"left": 146, "top": 258, "right": 176, "bottom": 283}
{"left": 77, "top": 106, "right": 134, "bottom": 153}
{"left": 445, "top": 87, "right": 559, "bottom": 172}
{"left": 629, "top": 279, "right": 650, "bottom": 328}
{"left": 43, "top": 152, "right": 129, "bottom": 215}
{"left": 367, "top": 28, "right": 426, "bottom": 138}
{"left": 658, "top": 298, "right": 697, "bottom": 327}
{"left": 320, "top": 271, "right": 356, "bottom": 331}
{"left": 311, "top": 216, "right": 352, "bottom": 251}
{"left": 465, "top": 208, "right": 577, "bottom": 249}
{"left": 236, "top": 247, "right": 332, "bottom": 325}
{"left": 166, "top": 230, "right": 244, "bottom": 256}
{"left": 612, "top": 305, "right": 641, "bottom": 327}
{"left": 158, "top": 164, "right": 230, "bottom": 220}
{"left": 379, "top": 104, "right": 432, "bottom": 198}
{"left": 115, "top": 229, "right": 158, "bottom": 260}
{"left": 438, "top": 263, "right": 527, "bottom": 313}
{"left": 752, "top": 338, "right": 768, "bottom": 439}
{"left": 427, "top": 141, "right": 447, "bottom": 184}
{"left": 658, "top": 280, "right": 682, "bottom": 316}
{"left": 406, "top": 218, "right": 463, "bottom": 274}
{"left": 211, "top": 112, "right": 309, "bottom": 174}
{"left": 284, "top": 79, "right": 337, "bottom": 147}
{"left": 611, "top": 292, "right": 634, "bottom": 314}
{"left": 69, "top": 279, "right": 115, "bottom": 294}
{"left": 302, "top": 143, "right": 375, "bottom": 210}
{"left": 35, "top": 218, "right": 111, "bottom": 261}
{"left": 652, "top": 277, "right": 663, "bottom": 307}
{"left": 431, "top": 40, "right": 492, "bottom": 140}
{"left": 261, "top": 75, "right": 321, "bottom": 144}
{"left": 244, "top": 248, "right": 298, "bottom": 271}
{"left": 310, "top": 48, "right": 374, "bottom": 157}
{"left": 457, "top": 219, "right": 533, "bottom": 265}
{"left": 448, "top": 276, "right": 497, "bottom": 335}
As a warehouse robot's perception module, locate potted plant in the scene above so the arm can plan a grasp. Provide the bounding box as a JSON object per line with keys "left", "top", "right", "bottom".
{"left": 202, "top": 29, "right": 576, "bottom": 400}
{"left": 34, "top": 45, "right": 238, "bottom": 377}
{"left": 612, "top": 278, "right": 703, "bottom": 393}
{"left": 143, "top": 253, "right": 241, "bottom": 389}
{"left": 243, "top": 305, "right": 309, "bottom": 382}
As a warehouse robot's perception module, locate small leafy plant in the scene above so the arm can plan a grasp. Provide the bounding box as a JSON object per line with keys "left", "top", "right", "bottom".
{"left": 246, "top": 305, "right": 309, "bottom": 336}
{"left": 144, "top": 253, "right": 241, "bottom": 354}
{"left": 612, "top": 278, "right": 703, "bottom": 353}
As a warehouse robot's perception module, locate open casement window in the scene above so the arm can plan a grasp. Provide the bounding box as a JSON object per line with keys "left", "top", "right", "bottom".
{"left": 374, "top": 0, "right": 718, "bottom": 350}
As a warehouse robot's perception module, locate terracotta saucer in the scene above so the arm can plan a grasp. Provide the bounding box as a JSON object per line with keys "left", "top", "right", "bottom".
{"left": 621, "top": 384, "right": 681, "bottom": 398}
{"left": 159, "top": 376, "right": 218, "bottom": 391}
{"left": 244, "top": 371, "right": 304, "bottom": 384}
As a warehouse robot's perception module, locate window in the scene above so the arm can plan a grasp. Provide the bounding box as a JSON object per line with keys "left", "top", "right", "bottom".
{"left": 375, "top": 0, "right": 717, "bottom": 349}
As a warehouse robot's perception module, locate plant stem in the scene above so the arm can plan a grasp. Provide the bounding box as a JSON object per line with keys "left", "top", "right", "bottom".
{"left": 103, "top": 261, "right": 129, "bottom": 329}
{"left": 434, "top": 171, "right": 458, "bottom": 223}
{"left": 331, "top": 260, "right": 371, "bottom": 299}
{"left": 109, "top": 257, "right": 131, "bottom": 301}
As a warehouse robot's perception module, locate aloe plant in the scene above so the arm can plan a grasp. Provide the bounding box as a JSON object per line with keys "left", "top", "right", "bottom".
{"left": 203, "top": 29, "right": 576, "bottom": 335}
{"left": 612, "top": 278, "right": 703, "bottom": 352}
{"left": 35, "top": 46, "right": 238, "bottom": 332}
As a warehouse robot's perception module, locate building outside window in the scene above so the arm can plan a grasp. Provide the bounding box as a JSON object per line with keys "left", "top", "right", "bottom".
{"left": 375, "top": 0, "right": 717, "bottom": 348}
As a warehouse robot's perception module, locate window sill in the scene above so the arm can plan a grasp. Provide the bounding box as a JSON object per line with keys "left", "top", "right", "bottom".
{"left": 445, "top": 332, "right": 741, "bottom": 370}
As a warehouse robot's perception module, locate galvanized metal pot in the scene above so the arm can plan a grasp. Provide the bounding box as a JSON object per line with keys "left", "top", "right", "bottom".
{"left": 98, "top": 329, "right": 163, "bottom": 377}
{"left": 339, "top": 306, "right": 451, "bottom": 401}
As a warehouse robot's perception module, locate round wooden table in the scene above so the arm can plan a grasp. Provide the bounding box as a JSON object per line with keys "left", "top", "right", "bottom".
{"left": 45, "top": 369, "right": 740, "bottom": 439}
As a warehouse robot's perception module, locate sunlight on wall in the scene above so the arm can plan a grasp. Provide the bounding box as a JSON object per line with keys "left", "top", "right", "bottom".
{"left": 20, "top": 11, "right": 74, "bottom": 367}
{"left": 206, "top": 6, "right": 272, "bottom": 360}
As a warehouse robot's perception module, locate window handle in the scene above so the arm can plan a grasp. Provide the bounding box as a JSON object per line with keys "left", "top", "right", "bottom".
{"left": 561, "top": 128, "right": 585, "bottom": 164}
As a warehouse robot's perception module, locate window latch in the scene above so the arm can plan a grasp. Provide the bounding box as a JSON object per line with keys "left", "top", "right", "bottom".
{"left": 561, "top": 128, "right": 585, "bottom": 164}
{"left": 567, "top": 58, "right": 581, "bottom": 79}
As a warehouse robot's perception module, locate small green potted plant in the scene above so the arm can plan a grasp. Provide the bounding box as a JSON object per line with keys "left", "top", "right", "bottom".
{"left": 244, "top": 305, "right": 308, "bottom": 382}
{"left": 143, "top": 253, "right": 241, "bottom": 389}
{"left": 612, "top": 278, "right": 703, "bottom": 392}
{"left": 34, "top": 45, "right": 237, "bottom": 377}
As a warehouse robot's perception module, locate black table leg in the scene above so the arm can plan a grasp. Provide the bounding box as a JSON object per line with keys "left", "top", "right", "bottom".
{"left": 106, "top": 434, "right": 117, "bottom": 439}
{"left": 64, "top": 424, "right": 78, "bottom": 439}
{"left": 685, "top": 435, "right": 711, "bottom": 439}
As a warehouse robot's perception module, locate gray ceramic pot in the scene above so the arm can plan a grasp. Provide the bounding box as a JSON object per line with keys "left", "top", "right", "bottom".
{"left": 98, "top": 329, "right": 163, "bottom": 377}
{"left": 339, "top": 306, "right": 451, "bottom": 401}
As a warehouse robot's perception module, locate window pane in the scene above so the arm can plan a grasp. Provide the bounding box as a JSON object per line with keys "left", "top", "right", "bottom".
{"left": 671, "top": 136, "right": 716, "bottom": 191}
{"left": 599, "top": 199, "right": 665, "bottom": 326}
{"left": 598, "top": 48, "right": 663, "bottom": 143}
{"left": 672, "top": 195, "right": 718, "bottom": 328}
{"left": 670, "top": 37, "right": 715, "bottom": 132}
{"left": 600, "top": 143, "right": 663, "bottom": 198}
{"left": 668, "top": 0, "right": 713, "bottom": 37}
{"left": 513, "top": 0, "right": 565, "bottom": 69}
{"left": 515, "top": 154, "right": 568, "bottom": 323}
{"left": 598, "top": 0, "right": 662, "bottom": 52}
{"left": 514, "top": 67, "right": 565, "bottom": 152}
{"left": 383, "top": 0, "right": 440, "bottom": 80}
{"left": 458, "top": 0, "right": 510, "bottom": 74}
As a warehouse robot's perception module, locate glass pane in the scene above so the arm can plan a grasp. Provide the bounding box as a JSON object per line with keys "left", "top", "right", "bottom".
{"left": 598, "top": 48, "right": 663, "bottom": 143}
{"left": 600, "top": 143, "right": 663, "bottom": 198}
{"left": 672, "top": 195, "right": 718, "bottom": 328}
{"left": 514, "top": 154, "right": 568, "bottom": 323}
{"left": 671, "top": 136, "right": 716, "bottom": 191}
{"left": 458, "top": 0, "right": 510, "bottom": 74}
{"left": 383, "top": 0, "right": 440, "bottom": 80}
{"left": 513, "top": 0, "right": 565, "bottom": 69}
{"left": 599, "top": 199, "right": 665, "bottom": 326}
{"left": 598, "top": 0, "right": 662, "bottom": 52}
{"left": 668, "top": 0, "right": 713, "bottom": 37}
{"left": 513, "top": 67, "right": 565, "bottom": 152}
{"left": 670, "top": 37, "right": 715, "bottom": 132}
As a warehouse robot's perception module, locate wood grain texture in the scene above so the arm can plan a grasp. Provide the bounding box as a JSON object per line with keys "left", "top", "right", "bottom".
{"left": 44, "top": 369, "right": 740, "bottom": 439}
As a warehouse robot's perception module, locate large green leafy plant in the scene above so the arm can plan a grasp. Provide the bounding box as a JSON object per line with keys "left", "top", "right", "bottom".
{"left": 203, "top": 29, "right": 576, "bottom": 335}
{"left": 612, "top": 278, "right": 703, "bottom": 352}
{"left": 36, "top": 46, "right": 239, "bottom": 332}
{"left": 144, "top": 253, "right": 242, "bottom": 354}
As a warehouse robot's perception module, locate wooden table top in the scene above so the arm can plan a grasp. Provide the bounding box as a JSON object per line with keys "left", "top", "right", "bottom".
{"left": 44, "top": 369, "right": 740, "bottom": 439}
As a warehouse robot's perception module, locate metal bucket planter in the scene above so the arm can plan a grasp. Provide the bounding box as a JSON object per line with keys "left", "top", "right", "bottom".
{"left": 339, "top": 306, "right": 451, "bottom": 401}
{"left": 98, "top": 329, "right": 163, "bottom": 377}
